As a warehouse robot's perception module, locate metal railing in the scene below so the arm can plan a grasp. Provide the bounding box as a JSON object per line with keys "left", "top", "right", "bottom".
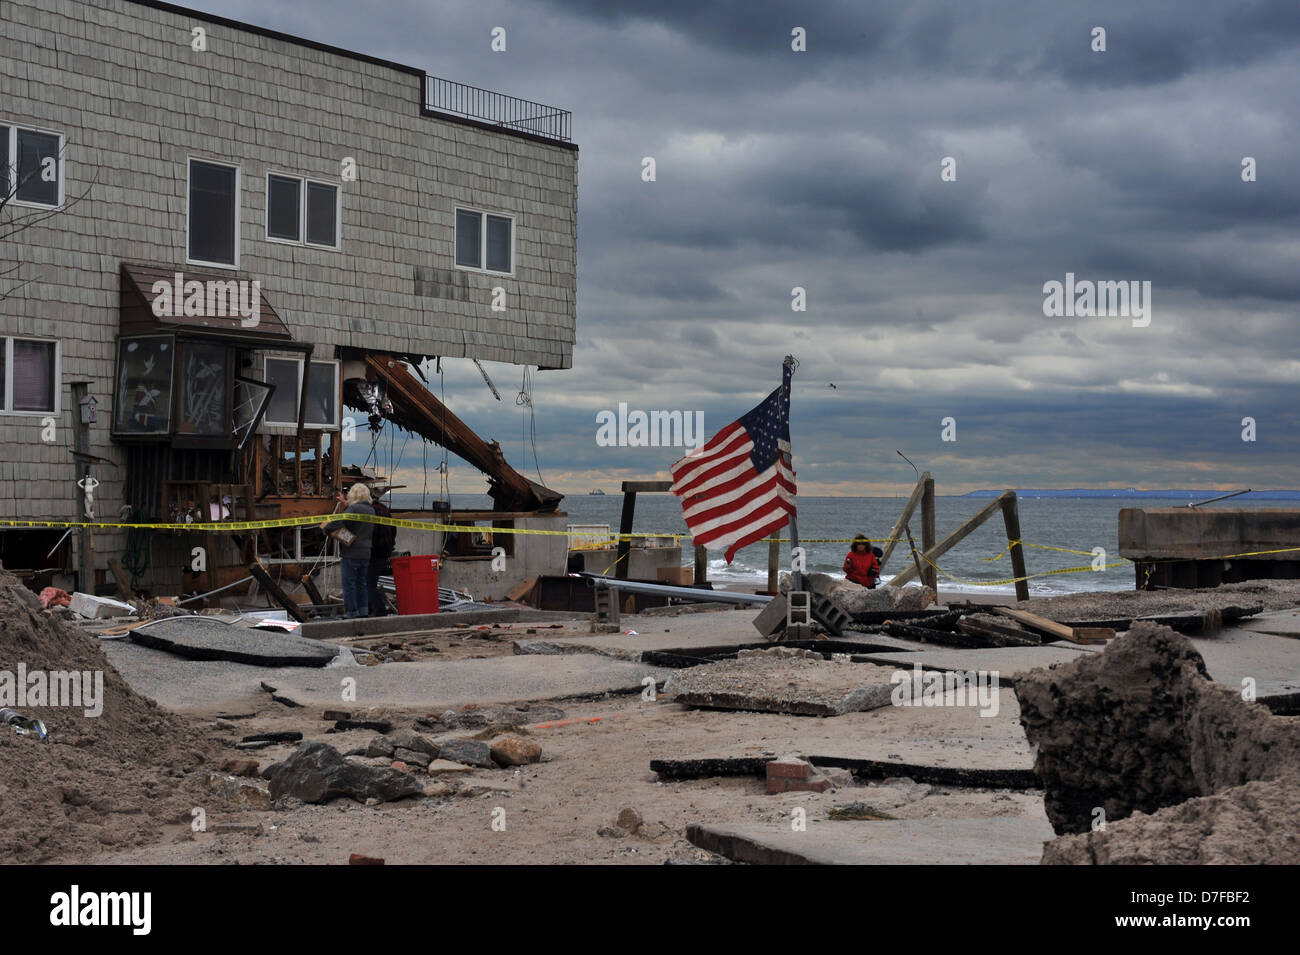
{"left": 425, "top": 75, "right": 572, "bottom": 143}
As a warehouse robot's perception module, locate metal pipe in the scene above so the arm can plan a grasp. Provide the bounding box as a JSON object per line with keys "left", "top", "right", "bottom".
{"left": 580, "top": 573, "right": 772, "bottom": 605}
{"left": 176, "top": 574, "right": 254, "bottom": 605}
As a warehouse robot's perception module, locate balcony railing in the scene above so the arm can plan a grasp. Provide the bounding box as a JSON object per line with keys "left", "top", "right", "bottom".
{"left": 425, "top": 75, "right": 572, "bottom": 144}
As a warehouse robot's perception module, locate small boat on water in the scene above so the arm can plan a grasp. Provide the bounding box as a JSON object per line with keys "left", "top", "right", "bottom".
{"left": 588, "top": 488, "right": 606, "bottom": 495}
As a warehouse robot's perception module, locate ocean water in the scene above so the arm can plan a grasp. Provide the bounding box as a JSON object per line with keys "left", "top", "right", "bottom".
{"left": 388, "top": 492, "right": 1283, "bottom": 597}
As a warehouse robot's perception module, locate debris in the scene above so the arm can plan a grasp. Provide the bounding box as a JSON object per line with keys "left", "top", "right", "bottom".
{"left": 348, "top": 853, "right": 385, "bottom": 865}
{"left": 204, "top": 772, "right": 272, "bottom": 811}
{"left": 393, "top": 748, "right": 433, "bottom": 769}
{"left": 426, "top": 759, "right": 474, "bottom": 775}
{"left": 39, "top": 587, "right": 72, "bottom": 610}
{"left": 782, "top": 573, "right": 935, "bottom": 614}
{"left": 991, "top": 607, "right": 1113, "bottom": 644}
{"left": 322, "top": 709, "right": 352, "bottom": 722}
{"left": 241, "top": 731, "right": 303, "bottom": 744}
{"left": 333, "top": 719, "right": 391, "bottom": 733}
{"left": 128, "top": 616, "right": 336, "bottom": 667}
{"left": 388, "top": 728, "right": 439, "bottom": 758}
{"left": 766, "top": 755, "right": 833, "bottom": 794}
{"left": 615, "top": 807, "right": 643, "bottom": 833}
{"left": 267, "top": 742, "right": 424, "bottom": 805}
{"left": 828, "top": 802, "right": 896, "bottom": 820}
{"left": 69, "top": 592, "right": 134, "bottom": 620}
{"left": 1, "top": 707, "right": 49, "bottom": 740}
{"left": 649, "top": 756, "right": 1039, "bottom": 789}
{"left": 490, "top": 736, "right": 542, "bottom": 766}
{"left": 437, "top": 739, "right": 495, "bottom": 768}
{"left": 663, "top": 655, "right": 898, "bottom": 717}
{"left": 1016, "top": 622, "right": 1300, "bottom": 849}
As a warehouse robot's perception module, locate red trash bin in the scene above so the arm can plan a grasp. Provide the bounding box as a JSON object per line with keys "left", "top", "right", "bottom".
{"left": 390, "top": 555, "right": 439, "bottom": 615}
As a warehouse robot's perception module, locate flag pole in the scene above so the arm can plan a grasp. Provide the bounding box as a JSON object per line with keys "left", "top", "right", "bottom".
{"left": 783, "top": 355, "right": 800, "bottom": 593}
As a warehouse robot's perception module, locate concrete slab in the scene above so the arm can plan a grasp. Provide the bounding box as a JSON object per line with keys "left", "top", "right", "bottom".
{"left": 129, "top": 616, "right": 338, "bottom": 667}
{"left": 652, "top": 686, "right": 1033, "bottom": 769}
{"left": 102, "top": 639, "right": 670, "bottom": 715}
{"left": 852, "top": 645, "right": 1096, "bottom": 682}
{"left": 1188, "top": 627, "right": 1300, "bottom": 698}
{"left": 301, "top": 607, "right": 579, "bottom": 640}
{"left": 513, "top": 628, "right": 916, "bottom": 661}
{"left": 688, "top": 816, "right": 1054, "bottom": 864}
{"left": 664, "top": 656, "right": 901, "bottom": 716}
{"left": 1233, "top": 609, "right": 1300, "bottom": 637}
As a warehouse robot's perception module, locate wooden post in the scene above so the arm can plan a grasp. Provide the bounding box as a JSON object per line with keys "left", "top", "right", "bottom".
{"left": 615, "top": 487, "right": 637, "bottom": 580}
{"left": 889, "top": 491, "right": 1011, "bottom": 587}
{"left": 879, "top": 471, "right": 928, "bottom": 571}
{"left": 921, "top": 475, "right": 937, "bottom": 591}
{"left": 694, "top": 544, "right": 708, "bottom": 585}
{"left": 1000, "top": 492, "right": 1030, "bottom": 602}
{"left": 766, "top": 538, "right": 779, "bottom": 592}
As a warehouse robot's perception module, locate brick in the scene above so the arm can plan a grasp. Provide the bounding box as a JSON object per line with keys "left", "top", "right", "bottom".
{"left": 766, "top": 757, "right": 813, "bottom": 780}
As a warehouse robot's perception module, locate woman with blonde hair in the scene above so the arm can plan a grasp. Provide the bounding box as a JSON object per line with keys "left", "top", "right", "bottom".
{"left": 322, "top": 482, "right": 376, "bottom": 618}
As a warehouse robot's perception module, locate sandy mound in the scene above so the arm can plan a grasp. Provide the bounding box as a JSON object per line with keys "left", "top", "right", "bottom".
{"left": 1015, "top": 621, "right": 1300, "bottom": 863}
{"left": 0, "top": 567, "right": 218, "bottom": 863}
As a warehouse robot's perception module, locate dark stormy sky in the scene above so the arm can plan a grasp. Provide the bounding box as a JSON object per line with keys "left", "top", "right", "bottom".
{"left": 187, "top": 0, "right": 1300, "bottom": 495}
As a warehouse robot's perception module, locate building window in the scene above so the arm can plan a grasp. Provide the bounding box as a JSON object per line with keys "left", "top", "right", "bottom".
{"left": 266, "top": 174, "right": 339, "bottom": 249}
{"left": 188, "top": 158, "right": 239, "bottom": 268}
{"left": 263, "top": 357, "right": 339, "bottom": 429}
{"left": 1, "top": 337, "right": 60, "bottom": 414}
{"left": 2, "top": 125, "right": 64, "bottom": 208}
{"left": 112, "top": 336, "right": 174, "bottom": 435}
{"left": 454, "top": 207, "right": 513, "bottom": 273}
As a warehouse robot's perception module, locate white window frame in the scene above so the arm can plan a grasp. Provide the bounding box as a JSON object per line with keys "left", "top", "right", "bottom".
{"left": 1, "top": 336, "right": 61, "bottom": 416}
{"left": 3, "top": 124, "right": 66, "bottom": 210}
{"left": 454, "top": 206, "right": 515, "bottom": 276}
{"left": 265, "top": 172, "right": 341, "bottom": 251}
{"left": 261, "top": 356, "right": 340, "bottom": 430}
{"left": 186, "top": 156, "right": 241, "bottom": 270}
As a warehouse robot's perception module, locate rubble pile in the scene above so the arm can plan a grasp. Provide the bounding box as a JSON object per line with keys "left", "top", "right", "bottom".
{"left": 779, "top": 572, "right": 936, "bottom": 614}
{"left": 0, "top": 567, "right": 216, "bottom": 863}
{"left": 1016, "top": 622, "right": 1300, "bottom": 863}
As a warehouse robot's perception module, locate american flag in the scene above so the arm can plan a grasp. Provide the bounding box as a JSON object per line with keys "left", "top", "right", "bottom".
{"left": 670, "top": 363, "right": 797, "bottom": 563}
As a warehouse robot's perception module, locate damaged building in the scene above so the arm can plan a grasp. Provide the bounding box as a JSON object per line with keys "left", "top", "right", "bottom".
{"left": 0, "top": 0, "right": 577, "bottom": 600}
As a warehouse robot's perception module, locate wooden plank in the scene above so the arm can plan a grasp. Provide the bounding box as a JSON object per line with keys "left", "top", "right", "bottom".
{"left": 956, "top": 615, "right": 1041, "bottom": 647}
{"left": 694, "top": 544, "right": 708, "bottom": 585}
{"left": 992, "top": 607, "right": 1114, "bottom": 645}
{"left": 879, "top": 472, "right": 926, "bottom": 571}
{"left": 300, "top": 573, "right": 324, "bottom": 606}
{"left": 889, "top": 491, "right": 1011, "bottom": 587}
{"left": 766, "top": 538, "right": 779, "bottom": 592}
{"left": 107, "top": 558, "right": 135, "bottom": 599}
{"left": 248, "top": 560, "right": 308, "bottom": 622}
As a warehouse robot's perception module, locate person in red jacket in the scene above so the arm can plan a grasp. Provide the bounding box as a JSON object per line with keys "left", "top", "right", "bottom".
{"left": 843, "top": 534, "right": 881, "bottom": 589}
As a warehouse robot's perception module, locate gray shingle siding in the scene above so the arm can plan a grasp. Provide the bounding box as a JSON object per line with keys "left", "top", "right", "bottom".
{"left": 0, "top": 0, "right": 577, "bottom": 568}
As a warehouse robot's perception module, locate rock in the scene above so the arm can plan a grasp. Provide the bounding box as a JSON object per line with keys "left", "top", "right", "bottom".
{"left": 260, "top": 761, "right": 282, "bottom": 780}
{"left": 615, "top": 807, "right": 642, "bottom": 833}
{"left": 267, "top": 741, "right": 424, "bottom": 805}
{"left": 363, "top": 735, "right": 395, "bottom": 758}
{"left": 205, "top": 772, "right": 272, "bottom": 811}
{"left": 427, "top": 759, "right": 474, "bottom": 775}
{"left": 389, "top": 728, "right": 439, "bottom": 757}
{"left": 220, "top": 758, "right": 260, "bottom": 778}
{"left": 437, "top": 739, "right": 495, "bottom": 768}
{"left": 390, "top": 761, "right": 408, "bottom": 772}
{"left": 489, "top": 736, "right": 542, "bottom": 766}
{"left": 596, "top": 825, "right": 625, "bottom": 839}
{"left": 393, "top": 747, "right": 433, "bottom": 768}
{"left": 1016, "top": 622, "right": 1300, "bottom": 837}
{"left": 322, "top": 709, "right": 351, "bottom": 721}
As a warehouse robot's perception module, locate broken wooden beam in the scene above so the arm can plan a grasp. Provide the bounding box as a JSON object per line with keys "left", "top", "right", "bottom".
{"left": 248, "top": 560, "right": 308, "bottom": 623}
{"left": 992, "top": 607, "right": 1113, "bottom": 645}
{"left": 888, "top": 491, "right": 1013, "bottom": 588}
{"left": 879, "top": 471, "right": 928, "bottom": 572}
{"left": 955, "top": 614, "right": 1042, "bottom": 647}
